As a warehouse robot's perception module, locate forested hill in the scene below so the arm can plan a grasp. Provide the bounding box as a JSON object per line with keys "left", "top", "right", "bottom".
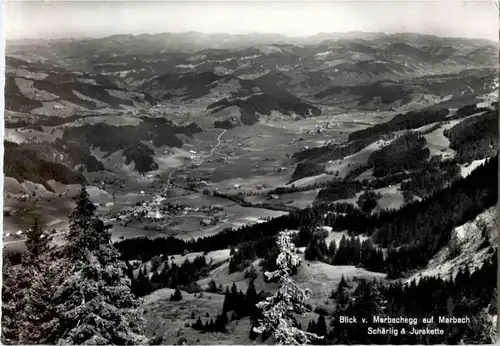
{"left": 115, "top": 154, "right": 497, "bottom": 277}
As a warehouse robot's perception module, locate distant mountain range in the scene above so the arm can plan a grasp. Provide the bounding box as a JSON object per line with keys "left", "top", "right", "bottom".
{"left": 3, "top": 31, "right": 498, "bottom": 178}
{"left": 6, "top": 32, "right": 497, "bottom": 113}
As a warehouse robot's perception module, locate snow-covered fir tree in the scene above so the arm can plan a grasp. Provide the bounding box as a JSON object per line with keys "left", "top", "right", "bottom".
{"left": 253, "top": 230, "right": 323, "bottom": 345}
{"left": 2, "top": 216, "right": 56, "bottom": 344}
{"left": 45, "top": 186, "right": 149, "bottom": 345}
{"left": 25, "top": 215, "right": 52, "bottom": 263}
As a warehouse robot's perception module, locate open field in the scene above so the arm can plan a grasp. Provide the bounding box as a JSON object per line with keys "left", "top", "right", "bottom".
{"left": 422, "top": 122, "right": 459, "bottom": 159}
{"left": 324, "top": 139, "right": 392, "bottom": 178}
{"left": 245, "top": 188, "right": 322, "bottom": 209}
{"left": 139, "top": 242, "right": 388, "bottom": 345}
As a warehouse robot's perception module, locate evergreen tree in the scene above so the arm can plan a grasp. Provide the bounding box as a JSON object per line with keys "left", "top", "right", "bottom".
{"left": 151, "top": 271, "right": 161, "bottom": 284}
{"left": 135, "top": 266, "right": 153, "bottom": 297}
{"left": 245, "top": 279, "right": 258, "bottom": 317}
{"left": 220, "top": 311, "right": 228, "bottom": 325}
{"left": 333, "top": 235, "right": 349, "bottom": 265}
{"left": 222, "top": 287, "right": 231, "bottom": 313}
{"left": 332, "top": 275, "right": 349, "bottom": 308}
{"left": 327, "top": 240, "right": 337, "bottom": 259}
{"left": 357, "top": 190, "right": 380, "bottom": 214}
{"left": 25, "top": 216, "right": 52, "bottom": 263}
{"left": 316, "top": 315, "right": 327, "bottom": 337}
{"left": 125, "top": 261, "right": 134, "bottom": 281}
{"left": 235, "top": 290, "right": 246, "bottom": 317}
{"left": 2, "top": 215, "right": 56, "bottom": 345}
{"left": 193, "top": 317, "right": 203, "bottom": 330}
{"left": 304, "top": 235, "right": 328, "bottom": 262}
{"left": 170, "top": 288, "right": 183, "bottom": 301}
{"left": 208, "top": 279, "right": 218, "bottom": 293}
{"left": 46, "top": 186, "right": 148, "bottom": 345}
{"left": 253, "top": 230, "right": 323, "bottom": 344}
{"left": 65, "top": 186, "right": 100, "bottom": 260}
{"left": 231, "top": 282, "right": 238, "bottom": 295}
{"left": 150, "top": 255, "right": 162, "bottom": 272}
{"left": 307, "top": 320, "right": 316, "bottom": 334}
{"left": 462, "top": 309, "right": 495, "bottom": 344}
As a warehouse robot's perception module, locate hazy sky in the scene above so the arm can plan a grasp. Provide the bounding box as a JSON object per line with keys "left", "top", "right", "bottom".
{"left": 4, "top": 0, "right": 499, "bottom": 41}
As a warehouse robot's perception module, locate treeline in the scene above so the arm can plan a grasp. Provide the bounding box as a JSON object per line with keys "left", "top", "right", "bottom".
{"left": 444, "top": 110, "right": 497, "bottom": 163}
{"left": 211, "top": 190, "right": 297, "bottom": 212}
{"left": 266, "top": 179, "right": 342, "bottom": 196}
{"left": 52, "top": 139, "right": 105, "bottom": 172}
{"left": 190, "top": 311, "right": 229, "bottom": 334}
{"left": 30, "top": 76, "right": 141, "bottom": 109}
{"left": 213, "top": 119, "right": 236, "bottom": 130}
{"left": 328, "top": 252, "right": 496, "bottom": 344}
{"left": 451, "top": 104, "right": 492, "bottom": 120}
{"left": 189, "top": 279, "right": 265, "bottom": 335}
{"left": 302, "top": 229, "right": 385, "bottom": 272}
{"left": 4, "top": 114, "right": 81, "bottom": 129}
{"left": 127, "top": 255, "right": 214, "bottom": 297}
{"left": 62, "top": 118, "right": 202, "bottom": 173}
{"left": 5, "top": 76, "right": 44, "bottom": 112}
{"left": 348, "top": 107, "right": 450, "bottom": 141}
{"left": 314, "top": 181, "right": 363, "bottom": 205}
{"left": 115, "top": 155, "right": 497, "bottom": 277}
{"left": 291, "top": 162, "right": 326, "bottom": 181}
{"left": 359, "top": 171, "right": 413, "bottom": 190}
{"left": 4, "top": 141, "right": 86, "bottom": 191}
{"left": 207, "top": 91, "right": 321, "bottom": 126}
{"left": 401, "top": 160, "right": 461, "bottom": 200}
{"left": 373, "top": 156, "right": 496, "bottom": 274}
{"left": 228, "top": 237, "right": 278, "bottom": 274}
{"left": 292, "top": 136, "right": 376, "bottom": 164}
{"left": 231, "top": 155, "right": 495, "bottom": 275}
{"left": 268, "top": 169, "right": 411, "bottom": 196}
{"left": 368, "top": 132, "right": 430, "bottom": 177}
{"left": 356, "top": 190, "right": 382, "bottom": 213}
{"left": 221, "top": 280, "right": 263, "bottom": 321}
{"left": 2, "top": 186, "right": 149, "bottom": 345}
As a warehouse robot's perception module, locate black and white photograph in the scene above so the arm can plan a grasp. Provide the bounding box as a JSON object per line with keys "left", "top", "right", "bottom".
{"left": 1, "top": 0, "right": 499, "bottom": 344}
